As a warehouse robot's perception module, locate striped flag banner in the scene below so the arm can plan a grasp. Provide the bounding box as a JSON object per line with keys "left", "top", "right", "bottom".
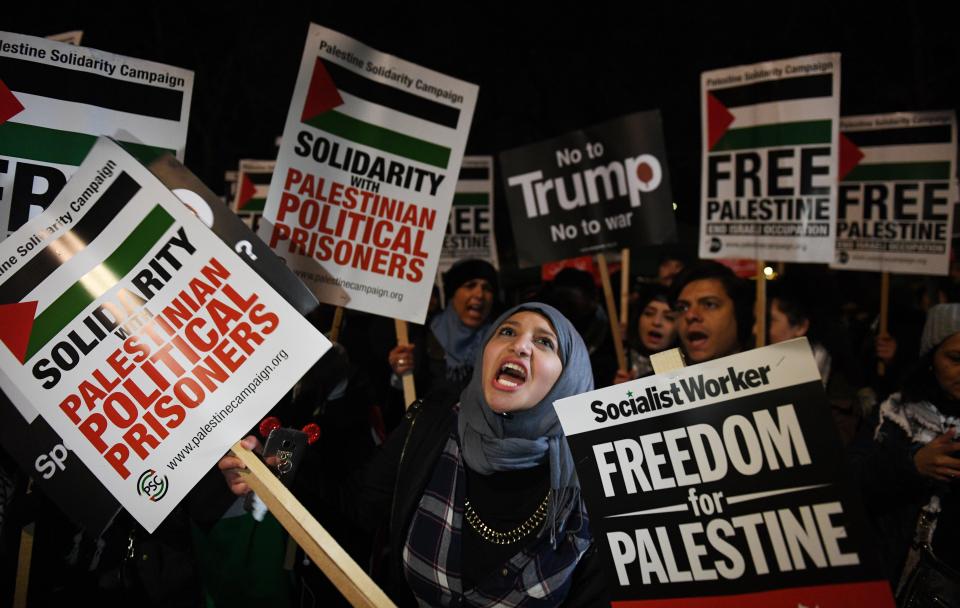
{"left": 438, "top": 156, "right": 496, "bottom": 273}
{"left": 832, "top": 111, "right": 957, "bottom": 275}
{"left": 700, "top": 53, "right": 840, "bottom": 263}
{"left": 259, "top": 24, "right": 478, "bottom": 324}
{"left": 0, "top": 137, "right": 328, "bottom": 532}
{"left": 0, "top": 30, "right": 193, "bottom": 239}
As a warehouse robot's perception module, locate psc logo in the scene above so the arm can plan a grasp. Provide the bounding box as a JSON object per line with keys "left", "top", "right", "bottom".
{"left": 136, "top": 469, "right": 169, "bottom": 502}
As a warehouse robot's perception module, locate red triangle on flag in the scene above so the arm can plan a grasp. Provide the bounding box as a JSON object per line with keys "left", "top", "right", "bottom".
{"left": 301, "top": 58, "right": 344, "bottom": 123}
{"left": 237, "top": 174, "right": 256, "bottom": 209}
{"left": 0, "top": 80, "right": 25, "bottom": 126}
{"left": 0, "top": 301, "right": 38, "bottom": 363}
{"left": 707, "top": 93, "right": 735, "bottom": 150}
{"left": 838, "top": 133, "right": 865, "bottom": 181}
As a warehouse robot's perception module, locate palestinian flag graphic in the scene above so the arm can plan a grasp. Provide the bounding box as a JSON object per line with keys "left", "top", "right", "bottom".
{"left": 232, "top": 160, "right": 275, "bottom": 214}
{"left": 705, "top": 71, "right": 835, "bottom": 152}
{"left": 833, "top": 111, "right": 957, "bottom": 275}
{"left": 299, "top": 53, "right": 460, "bottom": 169}
{"left": 0, "top": 171, "right": 177, "bottom": 364}
{"left": 700, "top": 53, "right": 840, "bottom": 264}
{"left": 0, "top": 30, "right": 192, "bottom": 237}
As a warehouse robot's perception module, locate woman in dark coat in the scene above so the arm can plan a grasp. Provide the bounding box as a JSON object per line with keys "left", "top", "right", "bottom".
{"left": 221, "top": 303, "right": 608, "bottom": 607}
{"left": 848, "top": 303, "right": 960, "bottom": 595}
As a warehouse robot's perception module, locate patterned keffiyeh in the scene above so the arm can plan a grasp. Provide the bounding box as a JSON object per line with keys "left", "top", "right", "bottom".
{"left": 875, "top": 392, "right": 960, "bottom": 445}
{"left": 403, "top": 432, "right": 592, "bottom": 608}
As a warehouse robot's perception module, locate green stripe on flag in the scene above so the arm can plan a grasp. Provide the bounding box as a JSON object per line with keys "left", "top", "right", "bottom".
{"left": 712, "top": 120, "right": 832, "bottom": 151}
{"left": 0, "top": 122, "right": 174, "bottom": 166}
{"left": 841, "top": 161, "right": 951, "bottom": 182}
{"left": 243, "top": 198, "right": 266, "bottom": 212}
{"left": 453, "top": 193, "right": 489, "bottom": 206}
{"left": 304, "top": 110, "right": 450, "bottom": 169}
{"left": 25, "top": 205, "right": 174, "bottom": 361}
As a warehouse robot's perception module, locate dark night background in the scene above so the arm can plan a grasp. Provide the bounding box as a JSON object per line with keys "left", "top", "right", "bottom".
{"left": 5, "top": 2, "right": 959, "bottom": 279}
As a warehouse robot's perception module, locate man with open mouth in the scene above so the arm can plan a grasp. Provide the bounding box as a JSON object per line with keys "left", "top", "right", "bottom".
{"left": 669, "top": 261, "right": 754, "bottom": 364}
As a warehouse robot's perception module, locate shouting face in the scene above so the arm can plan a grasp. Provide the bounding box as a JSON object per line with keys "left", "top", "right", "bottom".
{"left": 674, "top": 278, "right": 741, "bottom": 363}
{"left": 451, "top": 278, "right": 494, "bottom": 329}
{"left": 639, "top": 299, "right": 677, "bottom": 352}
{"left": 482, "top": 311, "right": 563, "bottom": 414}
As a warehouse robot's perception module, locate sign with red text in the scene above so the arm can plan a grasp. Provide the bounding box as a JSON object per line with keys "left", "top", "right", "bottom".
{"left": 0, "top": 30, "right": 193, "bottom": 239}
{"left": 700, "top": 53, "right": 840, "bottom": 263}
{"left": 0, "top": 138, "right": 328, "bottom": 532}
{"left": 554, "top": 339, "right": 894, "bottom": 607}
{"left": 258, "top": 24, "right": 478, "bottom": 323}
{"left": 500, "top": 111, "right": 676, "bottom": 267}
{"left": 832, "top": 111, "right": 957, "bottom": 275}
{"left": 439, "top": 156, "right": 496, "bottom": 273}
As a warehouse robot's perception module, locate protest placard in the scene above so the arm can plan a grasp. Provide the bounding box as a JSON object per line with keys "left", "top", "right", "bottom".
{"left": 0, "top": 148, "right": 319, "bottom": 540}
{"left": 554, "top": 339, "right": 893, "bottom": 607}
{"left": 438, "top": 156, "right": 496, "bottom": 273}
{"left": 231, "top": 159, "right": 275, "bottom": 232}
{"left": 0, "top": 30, "right": 193, "bottom": 239}
{"left": 700, "top": 53, "right": 840, "bottom": 263}
{"left": 500, "top": 111, "right": 675, "bottom": 268}
{"left": 258, "top": 23, "right": 478, "bottom": 324}
{"left": 832, "top": 111, "right": 957, "bottom": 275}
{"left": 0, "top": 138, "right": 329, "bottom": 532}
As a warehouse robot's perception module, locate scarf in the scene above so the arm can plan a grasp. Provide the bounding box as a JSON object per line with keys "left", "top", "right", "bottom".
{"left": 403, "top": 432, "right": 591, "bottom": 607}
{"left": 457, "top": 303, "right": 594, "bottom": 546}
{"left": 875, "top": 392, "right": 960, "bottom": 444}
{"left": 430, "top": 305, "right": 489, "bottom": 382}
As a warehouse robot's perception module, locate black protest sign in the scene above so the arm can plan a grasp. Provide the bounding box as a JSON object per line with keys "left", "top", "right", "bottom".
{"left": 554, "top": 340, "right": 894, "bottom": 607}
{"left": 0, "top": 389, "right": 120, "bottom": 535}
{"left": 499, "top": 111, "right": 676, "bottom": 268}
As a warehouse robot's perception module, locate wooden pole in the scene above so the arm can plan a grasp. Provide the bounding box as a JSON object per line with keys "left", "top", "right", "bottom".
{"left": 328, "top": 306, "right": 345, "bottom": 343}
{"left": 755, "top": 259, "right": 767, "bottom": 348}
{"left": 394, "top": 319, "right": 417, "bottom": 407}
{"left": 231, "top": 442, "right": 397, "bottom": 608}
{"left": 878, "top": 272, "right": 890, "bottom": 376}
{"left": 597, "top": 253, "right": 627, "bottom": 372}
{"left": 13, "top": 523, "right": 34, "bottom": 608}
{"left": 619, "top": 248, "right": 630, "bottom": 327}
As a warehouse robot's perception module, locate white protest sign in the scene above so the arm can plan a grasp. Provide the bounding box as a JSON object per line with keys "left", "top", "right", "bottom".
{"left": 258, "top": 23, "right": 478, "bottom": 323}
{"left": 700, "top": 53, "right": 840, "bottom": 263}
{"left": 0, "top": 138, "right": 329, "bottom": 532}
{"left": 0, "top": 30, "right": 193, "bottom": 238}
{"left": 833, "top": 111, "right": 957, "bottom": 275}
{"left": 439, "top": 156, "right": 496, "bottom": 273}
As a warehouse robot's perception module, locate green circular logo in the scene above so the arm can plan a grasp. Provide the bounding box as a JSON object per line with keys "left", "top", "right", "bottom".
{"left": 137, "top": 469, "right": 169, "bottom": 502}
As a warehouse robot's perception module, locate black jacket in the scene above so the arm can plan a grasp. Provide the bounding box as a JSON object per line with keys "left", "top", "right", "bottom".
{"left": 310, "top": 393, "right": 611, "bottom": 607}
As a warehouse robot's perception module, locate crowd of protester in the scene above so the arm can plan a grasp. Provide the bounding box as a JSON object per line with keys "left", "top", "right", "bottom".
{"left": 2, "top": 253, "right": 959, "bottom": 606}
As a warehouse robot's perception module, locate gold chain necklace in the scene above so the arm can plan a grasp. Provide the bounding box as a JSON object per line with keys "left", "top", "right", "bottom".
{"left": 464, "top": 491, "right": 550, "bottom": 545}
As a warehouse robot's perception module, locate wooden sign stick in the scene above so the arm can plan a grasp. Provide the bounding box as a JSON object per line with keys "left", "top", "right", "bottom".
{"left": 619, "top": 248, "right": 631, "bottom": 327}
{"left": 598, "top": 253, "right": 627, "bottom": 372}
{"left": 755, "top": 259, "right": 767, "bottom": 348}
{"left": 231, "top": 442, "right": 397, "bottom": 608}
{"left": 878, "top": 272, "right": 890, "bottom": 376}
{"left": 394, "top": 319, "right": 417, "bottom": 408}
{"left": 13, "top": 523, "right": 34, "bottom": 608}
{"left": 328, "top": 306, "right": 345, "bottom": 343}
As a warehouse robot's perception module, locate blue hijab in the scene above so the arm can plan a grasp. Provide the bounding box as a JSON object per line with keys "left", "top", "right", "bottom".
{"left": 429, "top": 305, "right": 488, "bottom": 381}
{"left": 456, "top": 302, "right": 594, "bottom": 543}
